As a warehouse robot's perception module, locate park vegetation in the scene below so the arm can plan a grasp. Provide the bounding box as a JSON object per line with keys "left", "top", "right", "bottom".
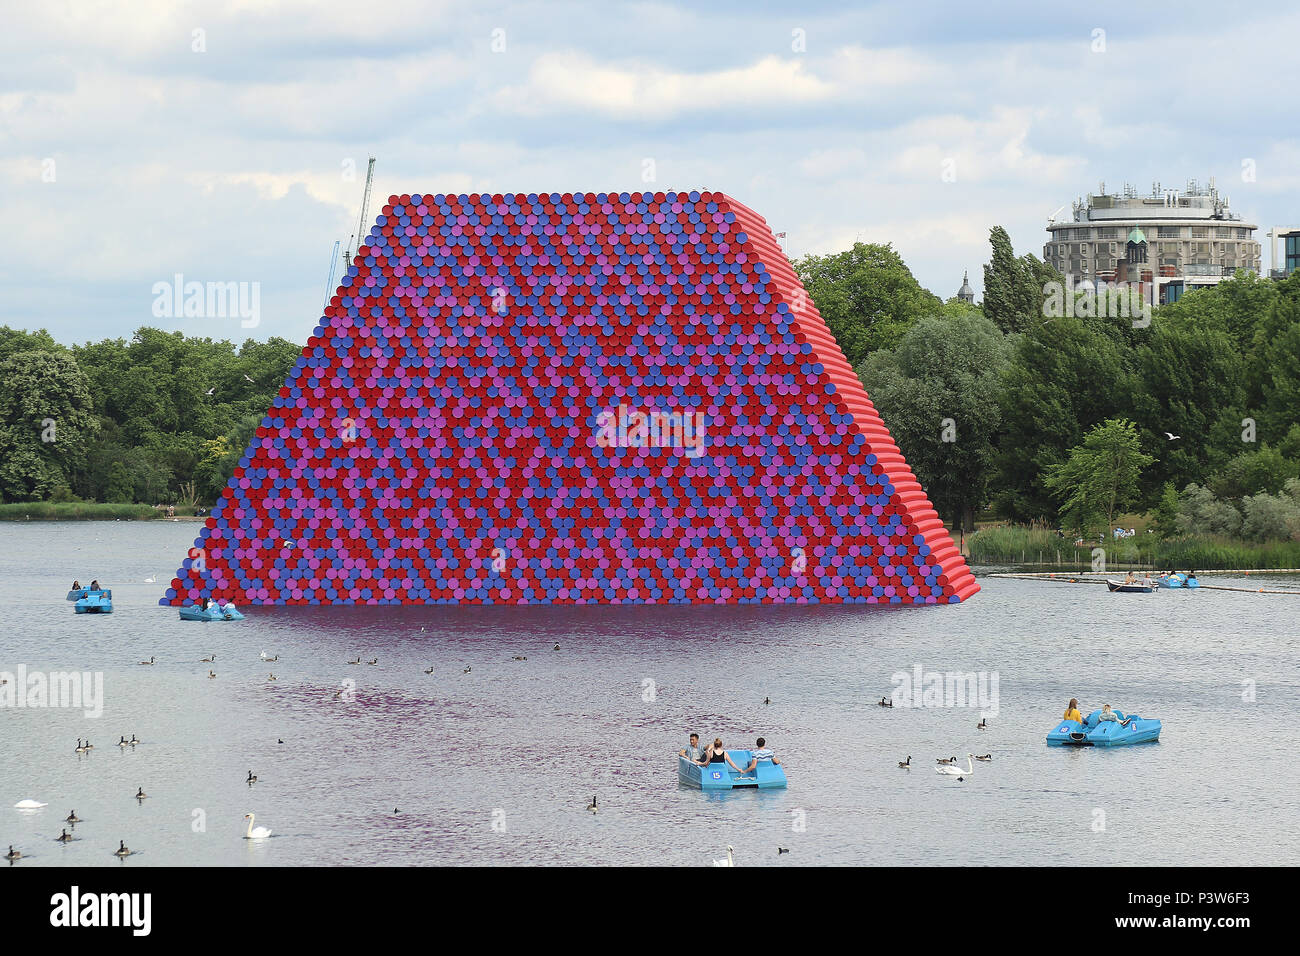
{"left": 2, "top": 228, "right": 1298, "bottom": 567}
{"left": 794, "top": 229, "right": 1300, "bottom": 564}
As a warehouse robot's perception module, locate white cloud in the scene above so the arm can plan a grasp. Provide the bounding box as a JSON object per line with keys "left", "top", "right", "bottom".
{"left": 497, "top": 52, "right": 836, "bottom": 119}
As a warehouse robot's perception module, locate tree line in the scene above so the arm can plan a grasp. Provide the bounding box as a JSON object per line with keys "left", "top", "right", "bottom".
{"left": 2, "top": 228, "right": 1297, "bottom": 544}
{"left": 794, "top": 228, "right": 1300, "bottom": 541}
{"left": 0, "top": 328, "right": 299, "bottom": 505}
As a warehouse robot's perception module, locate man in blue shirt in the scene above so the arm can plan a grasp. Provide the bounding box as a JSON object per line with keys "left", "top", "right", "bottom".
{"left": 679, "top": 733, "right": 706, "bottom": 764}
{"left": 743, "top": 737, "right": 780, "bottom": 773}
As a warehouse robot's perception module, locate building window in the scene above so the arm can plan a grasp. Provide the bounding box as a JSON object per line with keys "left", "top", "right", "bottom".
{"left": 1158, "top": 226, "right": 1181, "bottom": 238}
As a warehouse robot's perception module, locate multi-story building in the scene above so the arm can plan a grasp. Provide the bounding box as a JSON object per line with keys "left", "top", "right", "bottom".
{"left": 1268, "top": 226, "right": 1300, "bottom": 279}
{"left": 1044, "top": 179, "right": 1260, "bottom": 305}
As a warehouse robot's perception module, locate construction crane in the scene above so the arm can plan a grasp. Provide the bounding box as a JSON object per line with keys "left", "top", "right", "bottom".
{"left": 343, "top": 156, "right": 376, "bottom": 270}
{"left": 321, "top": 239, "right": 340, "bottom": 312}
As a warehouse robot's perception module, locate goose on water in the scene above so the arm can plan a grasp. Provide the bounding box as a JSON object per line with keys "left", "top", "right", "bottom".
{"left": 936, "top": 756, "right": 957, "bottom": 764}
{"left": 898, "top": 756, "right": 911, "bottom": 768}
{"left": 74, "top": 739, "right": 87, "bottom": 754}
{"left": 367, "top": 658, "right": 378, "bottom": 665}
{"left": 423, "top": 667, "right": 435, "bottom": 674}
{"left": 130, "top": 735, "right": 139, "bottom": 746}
{"left": 83, "top": 741, "right": 94, "bottom": 751}
{"left": 56, "top": 830, "right": 72, "bottom": 842}
{"left": 243, "top": 813, "right": 272, "bottom": 839}
{"left": 4, "top": 846, "right": 20, "bottom": 861}
{"left": 66, "top": 811, "right": 81, "bottom": 823}
{"left": 878, "top": 697, "right": 893, "bottom": 708}
{"left": 587, "top": 795, "right": 598, "bottom": 813}
{"left": 208, "top": 670, "right": 216, "bottom": 679}
{"left": 974, "top": 754, "right": 993, "bottom": 762}
{"left": 347, "top": 657, "right": 361, "bottom": 665}
{"left": 247, "top": 771, "right": 257, "bottom": 785}
{"left": 936, "top": 755, "right": 975, "bottom": 776}
{"left": 139, "top": 657, "right": 155, "bottom": 666}
{"left": 200, "top": 654, "right": 215, "bottom": 663}
{"left": 712, "top": 845, "right": 735, "bottom": 867}
{"left": 113, "top": 841, "right": 131, "bottom": 857}
{"left": 119, "top": 736, "right": 129, "bottom": 747}
{"left": 977, "top": 718, "right": 988, "bottom": 730}
{"left": 135, "top": 788, "right": 147, "bottom": 800}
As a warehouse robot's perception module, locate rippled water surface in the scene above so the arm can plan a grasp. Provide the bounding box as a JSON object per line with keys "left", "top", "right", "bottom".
{"left": 2, "top": 522, "right": 1296, "bottom": 866}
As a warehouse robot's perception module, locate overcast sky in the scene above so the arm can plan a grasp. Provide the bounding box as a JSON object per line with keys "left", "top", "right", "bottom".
{"left": 2, "top": 0, "right": 1298, "bottom": 346}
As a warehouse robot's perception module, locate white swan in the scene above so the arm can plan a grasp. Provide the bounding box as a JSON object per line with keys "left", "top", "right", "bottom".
{"left": 712, "top": 845, "right": 735, "bottom": 867}
{"left": 936, "top": 754, "right": 975, "bottom": 776}
{"left": 143, "top": 575, "right": 156, "bottom": 583}
{"left": 13, "top": 799, "right": 47, "bottom": 809}
{"left": 243, "top": 813, "right": 272, "bottom": 839}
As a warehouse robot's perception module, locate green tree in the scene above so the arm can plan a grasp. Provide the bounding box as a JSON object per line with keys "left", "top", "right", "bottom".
{"left": 793, "top": 242, "right": 942, "bottom": 366}
{"left": 860, "top": 313, "right": 1013, "bottom": 531}
{"left": 1210, "top": 445, "right": 1300, "bottom": 500}
{"left": 994, "top": 315, "right": 1138, "bottom": 521}
{"left": 981, "top": 226, "right": 1060, "bottom": 333}
{"left": 0, "top": 350, "right": 98, "bottom": 501}
{"left": 1044, "top": 418, "right": 1155, "bottom": 535}
{"left": 1131, "top": 316, "right": 1246, "bottom": 499}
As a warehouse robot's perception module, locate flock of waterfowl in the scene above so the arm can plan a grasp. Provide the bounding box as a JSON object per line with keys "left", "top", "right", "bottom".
{"left": 7, "top": 634, "right": 575, "bottom": 865}
{"left": 881, "top": 698, "right": 995, "bottom": 782}
{"left": 6, "top": 730, "right": 277, "bottom": 863}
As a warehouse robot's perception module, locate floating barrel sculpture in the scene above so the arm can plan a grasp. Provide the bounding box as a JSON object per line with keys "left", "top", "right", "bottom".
{"left": 163, "top": 191, "right": 978, "bottom": 606}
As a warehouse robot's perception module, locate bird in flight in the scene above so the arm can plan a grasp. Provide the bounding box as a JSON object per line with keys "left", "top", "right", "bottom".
{"left": 1163, "top": 432, "right": 1181, "bottom": 441}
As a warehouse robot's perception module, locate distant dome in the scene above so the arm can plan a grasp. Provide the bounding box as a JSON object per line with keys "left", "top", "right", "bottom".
{"left": 1128, "top": 227, "right": 1147, "bottom": 244}
{"left": 957, "top": 269, "right": 975, "bottom": 303}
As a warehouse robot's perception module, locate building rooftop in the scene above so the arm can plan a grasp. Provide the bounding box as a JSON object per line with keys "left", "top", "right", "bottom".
{"left": 1060, "top": 178, "right": 1246, "bottom": 225}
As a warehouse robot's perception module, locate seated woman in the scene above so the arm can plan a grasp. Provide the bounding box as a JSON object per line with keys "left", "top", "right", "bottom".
{"left": 1063, "top": 698, "right": 1084, "bottom": 724}
{"left": 704, "top": 738, "right": 745, "bottom": 774}
{"left": 1097, "top": 704, "right": 1133, "bottom": 727}
{"left": 90, "top": 579, "right": 100, "bottom": 590}
{"left": 72, "top": 580, "right": 81, "bottom": 590}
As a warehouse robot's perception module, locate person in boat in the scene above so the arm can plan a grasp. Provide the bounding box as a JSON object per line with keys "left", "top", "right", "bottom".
{"left": 704, "top": 738, "right": 744, "bottom": 773}
{"left": 1098, "top": 704, "right": 1133, "bottom": 727}
{"left": 1187, "top": 570, "right": 1198, "bottom": 585}
{"left": 1063, "top": 699, "right": 1084, "bottom": 724}
{"left": 201, "top": 597, "right": 214, "bottom": 611}
{"left": 1123, "top": 571, "right": 1136, "bottom": 585}
{"left": 90, "top": 579, "right": 100, "bottom": 590}
{"left": 679, "top": 733, "right": 706, "bottom": 764}
{"left": 72, "top": 580, "right": 81, "bottom": 590}
{"left": 742, "top": 737, "right": 780, "bottom": 773}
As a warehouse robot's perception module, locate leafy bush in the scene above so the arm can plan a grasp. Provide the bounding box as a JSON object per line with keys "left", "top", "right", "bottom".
{"left": 1175, "top": 483, "right": 1242, "bottom": 536}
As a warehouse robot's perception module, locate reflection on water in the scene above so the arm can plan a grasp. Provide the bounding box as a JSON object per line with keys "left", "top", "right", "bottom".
{"left": 1, "top": 522, "right": 1296, "bottom": 866}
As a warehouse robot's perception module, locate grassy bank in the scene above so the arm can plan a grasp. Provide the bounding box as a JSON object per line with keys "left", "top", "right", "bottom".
{"left": 968, "top": 524, "right": 1300, "bottom": 570}
{"left": 0, "top": 502, "right": 199, "bottom": 521}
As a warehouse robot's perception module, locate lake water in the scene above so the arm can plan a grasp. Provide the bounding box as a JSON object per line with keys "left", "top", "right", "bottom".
{"left": 2, "top": 521, "right": 1296, "bottom": 866}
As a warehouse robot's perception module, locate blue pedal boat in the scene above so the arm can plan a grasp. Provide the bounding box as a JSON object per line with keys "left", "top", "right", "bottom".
{"left": 179, "top": 603, "right": 246, "bottom": 622}
{"left": 73, "top": 589, "right": 113, "bottom": 614}
{"left": 1046, "top": 709, "right": 1161, "bottom": 746}
{"left": 678, "top": 752, "right": 787, "bottom": 790}
{"left": 1156, "top": 573, "right": 1199, "bottom": 589}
